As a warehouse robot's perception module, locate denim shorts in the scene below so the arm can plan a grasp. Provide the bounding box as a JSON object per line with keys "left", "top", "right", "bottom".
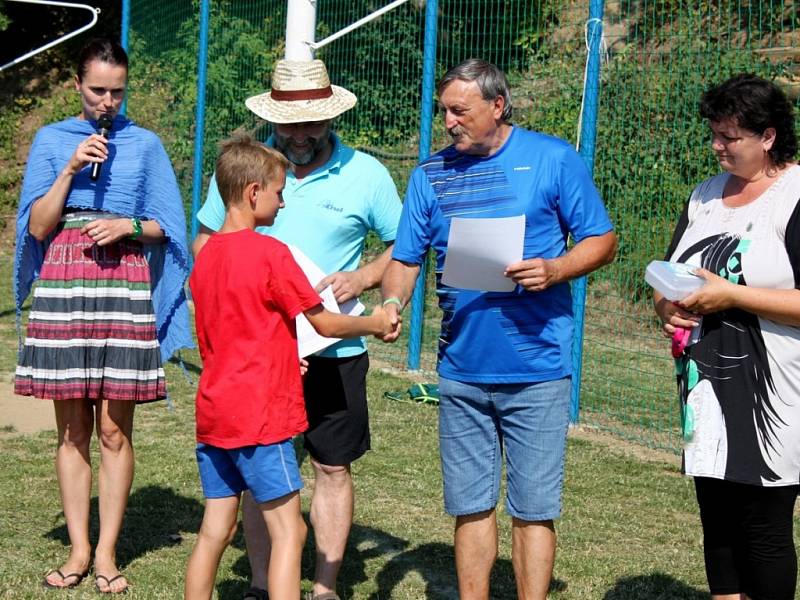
{"left": 195, "top": 440, "right": 303, "bottom": 504}
{"left": 438, "top": 376, "right": 571, "bottom": 521}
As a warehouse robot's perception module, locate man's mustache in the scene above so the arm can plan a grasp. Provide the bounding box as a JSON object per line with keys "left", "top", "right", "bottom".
{"left": 448, "top": 126, "right": 466, "bottom": 138}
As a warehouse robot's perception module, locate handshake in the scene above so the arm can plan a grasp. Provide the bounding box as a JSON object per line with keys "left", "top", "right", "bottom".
{"left": 369, "top": 303, "right": 403, "bottom": 343}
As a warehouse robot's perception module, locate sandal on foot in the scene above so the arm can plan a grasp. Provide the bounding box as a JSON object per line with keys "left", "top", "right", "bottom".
{"left": 304, "top": 593, "right": 340, "bottom": 600}
{"left": 243, "top": 586, "right": 268, "bottom": 600}
{"left": 42, "top": 568, "right": 90, "bottom": 589}
{"left": 95, "top": 573, "right": 128, "bottom": 594}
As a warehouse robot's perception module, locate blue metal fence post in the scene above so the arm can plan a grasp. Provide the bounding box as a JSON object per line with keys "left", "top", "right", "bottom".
{"left": 406, "top": 0, "right": 438, "bottom": 370}
{"left": 571, "top": 0, "right": 605, "bottom": 422}
{"left": 120, "top": 0, "right": 130, "bottom": 115}
{"left": 190, "top": 0, "right": 211, "bottom": 241}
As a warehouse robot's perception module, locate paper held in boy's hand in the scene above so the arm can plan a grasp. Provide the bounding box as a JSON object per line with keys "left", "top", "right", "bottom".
{"left": 442, "top": 215, "right": 525, "bottom": 292}
{"left": 289, "top": 245, "right": 365, "bottom": 357}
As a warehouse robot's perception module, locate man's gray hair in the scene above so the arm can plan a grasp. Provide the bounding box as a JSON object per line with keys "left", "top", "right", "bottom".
{"left": 437, "top": 58, "right": 513, "bottom": 122}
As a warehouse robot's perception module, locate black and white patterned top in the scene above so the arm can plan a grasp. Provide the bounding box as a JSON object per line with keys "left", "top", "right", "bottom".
{"left": 666, "top": 165, "right": 800, "bottom": 486}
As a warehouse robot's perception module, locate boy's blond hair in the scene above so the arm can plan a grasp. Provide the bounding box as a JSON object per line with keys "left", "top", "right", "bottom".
{"left": 215, "top": 131, "right": 291, "bottom": 207}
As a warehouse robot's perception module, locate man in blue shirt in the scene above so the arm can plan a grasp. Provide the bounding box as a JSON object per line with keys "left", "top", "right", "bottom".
{"left": 382, "top": 59, "right": 617, "bottom": 600}
{"left": 193, "top": 59, "right": 402, "bottom": 600}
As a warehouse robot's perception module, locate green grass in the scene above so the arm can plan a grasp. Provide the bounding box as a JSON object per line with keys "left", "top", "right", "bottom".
{"left": 0, "top": 366, "right": 718, "bottom": 600}
{"left": 0, "top": 252, "right": 797, "bottom": 599}
{"left": 0, "top": 372, "right": 732, "bottom": 599}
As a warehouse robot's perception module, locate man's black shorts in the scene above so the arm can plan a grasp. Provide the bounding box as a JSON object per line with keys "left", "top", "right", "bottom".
{"left": 303, "top": 352, "right": 370, "bottom": 466}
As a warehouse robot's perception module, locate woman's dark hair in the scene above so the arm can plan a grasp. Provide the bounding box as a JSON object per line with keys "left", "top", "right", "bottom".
{"left": 700, "top": 73, "right": 797, "bottom": 166}
{"left": 76, "top": 38, "right": 129, "bottom": 82}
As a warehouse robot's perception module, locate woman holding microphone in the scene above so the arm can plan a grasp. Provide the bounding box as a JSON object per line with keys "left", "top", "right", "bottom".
{"left": 14, "top": 37, "right": 191, "bottom": 593}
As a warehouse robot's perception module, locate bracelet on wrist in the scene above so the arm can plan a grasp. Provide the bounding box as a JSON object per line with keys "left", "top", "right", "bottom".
{"left": 130, "top": 217, "right": 143, "bottom": 239}
{"left": 382, "top": 297, "right": 402, "bottom": 309}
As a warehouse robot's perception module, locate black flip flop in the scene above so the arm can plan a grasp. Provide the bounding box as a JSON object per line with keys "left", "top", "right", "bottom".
{"left": 95, "top": 573, "right": 128, "bottom": 594}
{"left": 42, "top": 568, "right": 90, "bottom": 589}
{"left": 243, "top": 586, "right": 268, "bottom": 600}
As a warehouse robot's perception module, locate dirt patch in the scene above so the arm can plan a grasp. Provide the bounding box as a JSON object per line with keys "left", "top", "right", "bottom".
{"left": 0, "top": 375, "right": 55, "bottom": 437}
{"left": 569, "top": 423, "right": 679, "bottom": 467}
{"left": 370, "top": 358, "right": 436, "bottom": 383}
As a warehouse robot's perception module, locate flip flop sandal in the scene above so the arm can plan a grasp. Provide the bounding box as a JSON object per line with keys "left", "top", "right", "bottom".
{"left": 243, "top": 587, "right": 268, "bottom": 600}
{"left": 384, "top": 383, "right": 440, "bottom": 406}
{"left": 95, "top": 574, "right": 128, "bottom": 594}
{"left": 42, "top": 568, "right": 89, "bottom": 589}
{"left": 409, "top": 382, "right": 439, "bottom": 405}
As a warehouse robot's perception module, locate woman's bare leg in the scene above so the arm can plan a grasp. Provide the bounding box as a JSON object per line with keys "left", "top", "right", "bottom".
{"left": 93, "top": 399, "right": 135, "bottom": 593}
{"left": 46, "top": 399, "right": 94, "bottom": 587}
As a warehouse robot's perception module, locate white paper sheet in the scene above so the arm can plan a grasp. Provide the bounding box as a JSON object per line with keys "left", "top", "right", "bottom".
{"left": 339, "top": 297, "right": 365, "bottom": 318}
{"left": 288, "top": 245, "right": 365, "bottom": 358}
{"left": 441, "top": 215, "right": 525, "bottom": 292}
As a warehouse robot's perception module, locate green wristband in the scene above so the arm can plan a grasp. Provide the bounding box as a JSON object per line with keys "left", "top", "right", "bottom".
{"left": 130, "top": 217, "right": 143, "bottom": 239}
{"left": 382, "top": 297, "right": 402, "bottom": 308}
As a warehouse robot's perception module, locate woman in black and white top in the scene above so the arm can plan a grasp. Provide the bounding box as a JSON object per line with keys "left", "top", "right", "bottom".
{"left": 655, "top": 74, "right": 800, "bottom": 600}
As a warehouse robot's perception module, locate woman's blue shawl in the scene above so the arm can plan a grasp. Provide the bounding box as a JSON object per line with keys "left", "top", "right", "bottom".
{"left": 14, "top": 115, "right": 193, "bottom": 361}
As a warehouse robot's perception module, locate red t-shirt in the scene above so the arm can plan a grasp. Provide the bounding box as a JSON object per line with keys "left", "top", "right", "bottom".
{"left": 189, "top": 229, "right": 322, "bottom": 448}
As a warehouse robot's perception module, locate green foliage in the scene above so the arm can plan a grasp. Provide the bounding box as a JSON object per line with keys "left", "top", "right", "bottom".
{"left": 0, "top": 81, "right": 79, "bottom": 215}
{"left": 0, "top": 0, "right": 120, "bottom": 218}
{"left": 315, "top": 0, "right": 561, "bottom": 146}
{"left": 511, "top": 0, "right": 566, "bottom": 61}
{"left": 122, "top": 0, "right": 195, "bottom": 61}
{"left": 510, "top": 48, "right": 583, "bottom": 143}
{"left": 594, "top": 41, "right": 786, "bottom": 302}
{"left": 119, "top": 0, "right": 575, "bottom": 212}
{"left": 514, "top": 6, "right": 793, "bottom": 304}
{"left": 0, "top": 105, "right": 24, "bottom": 214}
{"left": 624, "top": 0, "right": 800, "bottom": 45}
{"left": 437, "top": 0, "right": 558, "bottom": 71}
{"left": 127, "top": 0, "right": 283, "bottom": 210}
{"left": 316, "top": 0, "right": 426, "bottom": 146}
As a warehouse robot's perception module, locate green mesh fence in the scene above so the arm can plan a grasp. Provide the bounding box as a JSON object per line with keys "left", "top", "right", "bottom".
{"left": 582, "top": 1, "right": 800, "bottom": 452}
{"left": 125, "top": 0, "right": 800, "bottom": 452}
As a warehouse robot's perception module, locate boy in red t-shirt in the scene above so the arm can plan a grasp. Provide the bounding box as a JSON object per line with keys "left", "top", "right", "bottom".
{"left": 185, "top": 134, "right": 396, "bottom": 600}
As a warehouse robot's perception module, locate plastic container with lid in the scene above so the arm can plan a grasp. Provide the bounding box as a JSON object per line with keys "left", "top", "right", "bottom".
{"left": 645, "top": 260, "right": 705, "bottom": 301}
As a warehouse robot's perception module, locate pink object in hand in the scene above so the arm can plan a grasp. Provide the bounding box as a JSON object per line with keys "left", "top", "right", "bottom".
{"left": 672, "top": 326, "right": 691, "bottom": 358}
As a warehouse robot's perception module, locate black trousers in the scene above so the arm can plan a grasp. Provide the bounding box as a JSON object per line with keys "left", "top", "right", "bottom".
{"left": 695, "top": 477, "right": 799, "bottom": 600}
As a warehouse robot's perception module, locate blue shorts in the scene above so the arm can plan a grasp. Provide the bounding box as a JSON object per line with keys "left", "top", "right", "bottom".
{"left": 195, "top": 440, "right": 303, "bottom": 504}
{"left": 438, "top": 377, "right": 571, "bottom": 521}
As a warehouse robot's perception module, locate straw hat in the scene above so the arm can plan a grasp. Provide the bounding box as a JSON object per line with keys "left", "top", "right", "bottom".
{"left": 245, "top": 59, "right": 357, "bottom": 124}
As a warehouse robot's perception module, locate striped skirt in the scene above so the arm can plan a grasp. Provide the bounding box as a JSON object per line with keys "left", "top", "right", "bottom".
{"left": 15, "top": 212, "right": 166, "bottom": 402}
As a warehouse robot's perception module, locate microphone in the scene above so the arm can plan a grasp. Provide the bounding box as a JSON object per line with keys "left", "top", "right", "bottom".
{"left": 90, "top": 114, "right": 114, "bottom": 181}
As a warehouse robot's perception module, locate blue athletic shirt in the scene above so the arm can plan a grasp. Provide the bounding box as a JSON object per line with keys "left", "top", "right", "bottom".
{"left": 392, "top": 127, "right": 613, "bottom": 383}
{"left": 197, "top": 133, "right": 402, "bottom": 358}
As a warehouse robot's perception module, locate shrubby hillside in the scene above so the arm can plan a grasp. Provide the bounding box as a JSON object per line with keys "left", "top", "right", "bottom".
{"left": 2, "top": 0, "right": 797, "bottom": 304}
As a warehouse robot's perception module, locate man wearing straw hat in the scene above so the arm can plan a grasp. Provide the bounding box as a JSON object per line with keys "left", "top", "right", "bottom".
{"left": 192, "top": 59, "right": 402, "bottom": 600}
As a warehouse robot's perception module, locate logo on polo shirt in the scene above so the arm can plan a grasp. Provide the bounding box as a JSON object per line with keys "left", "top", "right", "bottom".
{"left": 320, "top": 202, "right": 343, "bottom": 213}
{"left": 513, "top": 166, "right": 531, "bottom": 171}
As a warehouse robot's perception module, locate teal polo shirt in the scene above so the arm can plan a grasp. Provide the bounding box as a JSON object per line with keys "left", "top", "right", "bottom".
{"left": 197, "top": 133, "right": 402, "bottom": 358}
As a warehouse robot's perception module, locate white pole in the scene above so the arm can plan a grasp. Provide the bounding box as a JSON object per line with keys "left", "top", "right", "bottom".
{"left": 310, "top": 0, "right": 410, "bottom": 51}
{"left": 0, "top": 0, "right": 99, "bottom": 72}
{"left": 285, "top": 0, "right": 317, "bottom": 61}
